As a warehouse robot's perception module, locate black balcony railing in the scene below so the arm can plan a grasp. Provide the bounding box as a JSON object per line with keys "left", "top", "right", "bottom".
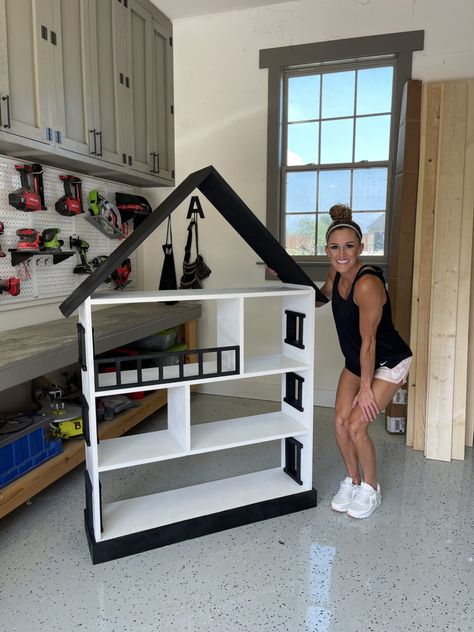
{"left": 94, "top": 345, "right": 240, "bottom": 392}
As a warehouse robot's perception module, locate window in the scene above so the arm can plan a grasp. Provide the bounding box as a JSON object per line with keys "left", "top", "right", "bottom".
{"left": 284, "top": 61, "right": 394, "bottom": 259}
{"left": 260, "top": 31, "right": 424, "bottom": 278}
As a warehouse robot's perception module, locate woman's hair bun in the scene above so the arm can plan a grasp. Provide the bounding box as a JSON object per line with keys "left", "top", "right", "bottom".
{"left": 329, "top": 204, "right": 352, "bottom": 221}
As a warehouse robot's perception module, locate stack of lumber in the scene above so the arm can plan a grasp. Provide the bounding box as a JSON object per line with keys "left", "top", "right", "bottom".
{"left": 407, "top": 80, "right": 474, "bottom": 461}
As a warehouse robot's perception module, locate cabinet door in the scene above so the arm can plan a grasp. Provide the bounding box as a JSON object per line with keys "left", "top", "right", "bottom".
{"left": 0, "top": 0, "right": 54, "bottom": 144}
{"left": 151, "top": 18, "right": 174, "bottom": 182}
{"left": 126, "top": 0, "right": 153, "bottom": 174}
{"left": 88, "top": 0, "right": 123, "bottom": 165}
{"left": 51, "top": 0, "right": 94, "bottom": 156}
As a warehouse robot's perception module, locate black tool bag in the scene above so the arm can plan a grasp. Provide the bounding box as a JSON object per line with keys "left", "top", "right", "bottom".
{"left": 179, "top": 215, "right": 211, "bottom": 289}
{"left": 159, "top": 217, "right": 178, "bottom": 292}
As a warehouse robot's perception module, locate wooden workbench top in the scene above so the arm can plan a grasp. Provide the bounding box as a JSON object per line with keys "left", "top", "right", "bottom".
{"left": 0, "top": 302, "right": 201, "bottom": 391}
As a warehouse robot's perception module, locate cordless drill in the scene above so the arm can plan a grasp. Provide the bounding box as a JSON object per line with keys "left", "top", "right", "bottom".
{"left": 69, "top": 236, "right": 92, "bottom": 274}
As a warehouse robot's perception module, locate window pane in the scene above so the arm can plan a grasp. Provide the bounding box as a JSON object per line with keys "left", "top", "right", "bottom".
{"left": 286, "top": 172, "right": 317, "bottom": 213}
{"left": 321, "top": 71, "right": 355, "bottom": 119}
{"left": 288, "top": 75, "right": 320, "bottom": 122}
{"left": 355, "top": 115, "right": 391, "bottom": 162}
{"left": 285, "top": 214, "right": 316, "bottom": 256}
{"left": 357, "top": 67, "right": 393, "bottom": 115}
{"left": 287, "top": 122, "right": 318, "bottom": 165}
{"left": 353, "top": 212, "right": 385, "bottom": 255}
{"left": 318, "top": 170, "right": 350, "bottom": 211}
{"left": 352, "top": 168, "right": 388, "bottom": 211}
{"left": 320, "top": 119, "right": 353, "bottom": 164}
{"left": 316, "top": 213, "right": 332, "bottom": 255}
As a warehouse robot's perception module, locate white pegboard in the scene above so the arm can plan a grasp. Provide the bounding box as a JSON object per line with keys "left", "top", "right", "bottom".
{"left": 0, "top": 155, "right": 139, "bottom": 308}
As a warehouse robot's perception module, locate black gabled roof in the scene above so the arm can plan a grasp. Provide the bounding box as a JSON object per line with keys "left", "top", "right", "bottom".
{"left": 60, "top": 165, "right": 325, "bottom": 317}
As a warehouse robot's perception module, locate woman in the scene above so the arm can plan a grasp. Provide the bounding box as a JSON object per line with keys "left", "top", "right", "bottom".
{"left": 320, "top": 204, "right": 412, "bottom": 519}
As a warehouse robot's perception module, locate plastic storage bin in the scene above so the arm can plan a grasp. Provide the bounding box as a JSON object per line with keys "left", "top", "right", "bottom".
{"left": 134, "top": 327, "right": 178, "bottom": 352}
{"left": 0, "top": 425, "right": 63, "bottom": 488}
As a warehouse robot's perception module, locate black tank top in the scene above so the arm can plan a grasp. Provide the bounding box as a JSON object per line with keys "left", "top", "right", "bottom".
{"left": 331, "top": 265, "right": 412, "bottom": 377}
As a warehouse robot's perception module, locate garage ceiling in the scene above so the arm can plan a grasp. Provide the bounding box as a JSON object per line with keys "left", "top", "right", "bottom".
{"left": 151, "top": 0, "right": 300, "bottom": 20}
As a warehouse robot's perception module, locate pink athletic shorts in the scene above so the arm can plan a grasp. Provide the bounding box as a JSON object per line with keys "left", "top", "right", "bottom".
{"left": 374, "top": 357, "right": 412, "bottom": 384}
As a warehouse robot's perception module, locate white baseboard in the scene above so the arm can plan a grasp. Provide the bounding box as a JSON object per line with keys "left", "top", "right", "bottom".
{"left": 196, "top": 381, "right": 336, "bottom": 408}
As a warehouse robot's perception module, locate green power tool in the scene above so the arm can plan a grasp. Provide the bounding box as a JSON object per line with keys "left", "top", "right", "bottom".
{"left": 41, "top": 228, "right": 63, "bottom": 250}
{"left": 69, "top": 235, "right": 92, "bottom": 274}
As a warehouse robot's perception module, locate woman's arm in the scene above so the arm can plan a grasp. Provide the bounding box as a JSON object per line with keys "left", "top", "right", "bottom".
{"left": 353, "top": 275, "right": 386, "bottom": 421}
{"left": 316, "top": 265, "right": 336, "bottom": 307}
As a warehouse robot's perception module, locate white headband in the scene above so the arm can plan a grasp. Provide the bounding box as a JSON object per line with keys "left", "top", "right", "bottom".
{"left": 326, "top": 222, "right": 362, "bottom": 242}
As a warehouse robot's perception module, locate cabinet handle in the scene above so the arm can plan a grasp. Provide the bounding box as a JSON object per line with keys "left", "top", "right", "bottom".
{"left": 41, "top": 25, "right": 48, "bottom": 40}
{"left": 119, "top": 73, "right": 124, "bottom": 84}
{"left": 155, "top": 152, "right": 160, "bottom": 173}
{"left": 128, "top": 155, "right": 132, "bottom": 166}
{"left": 2, "top": 95, "right": 11, "bottom": 128}
{"left": 96, "top": 130, "right": 102, "bottom": 156}
{"left": 55, "top": 130, "right": 62, "bottom": 144}
{"left": 122, "top": 153, "right": 127, "bottom": 164}
{"left": 50, "top": 31, "right": 57, "bottom": 46}
{"left": 125, "top": 76, "right": 129, "bottom": 88}
{"left": 89, "top": 129, "right": 96, "bottom": 155}
{"left": 150, "top": 152, "right": 155, "bottom": 172}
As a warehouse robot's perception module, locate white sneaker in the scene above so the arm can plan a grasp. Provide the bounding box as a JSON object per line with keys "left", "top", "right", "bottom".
{"left": 331, "top": 477, "right": 359, "bottom": 512}
{"left": 347, "top": 482, "right": 381, "bottom": 519}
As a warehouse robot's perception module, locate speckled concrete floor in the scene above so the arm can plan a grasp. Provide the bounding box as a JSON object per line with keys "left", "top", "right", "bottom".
{"left": 1, "top": 394, "right": 473, "bottom": 632}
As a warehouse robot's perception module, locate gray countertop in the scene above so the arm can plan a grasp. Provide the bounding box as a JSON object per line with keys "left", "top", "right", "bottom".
{"left": 0, "top": 302, "right": 201, "bottom": 391}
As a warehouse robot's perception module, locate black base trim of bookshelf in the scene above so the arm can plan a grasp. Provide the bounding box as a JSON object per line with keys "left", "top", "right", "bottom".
{"left": 84, "top": 488, "right": 318, "bottom": 564}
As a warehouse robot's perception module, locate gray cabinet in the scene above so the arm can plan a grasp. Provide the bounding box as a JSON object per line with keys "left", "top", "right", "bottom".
{"left": 88, "top": 0, "right": 123, "bottom": 165}
{"left": 0, "top": 0, "right": 174, "bottom": 186}
{"left": 0, "top": 0, "right": 54, "bottom": 145}
{"left": 150, "top": 17, "right": 174, "bottom": 181}
{"left": 52, "top": 0, "right": 94, "bottom": 157}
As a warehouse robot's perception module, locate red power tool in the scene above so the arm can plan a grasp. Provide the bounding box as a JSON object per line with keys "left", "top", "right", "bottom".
{"left": 55, "top": 175, "right": 84, "bottom": 216}
{"left": 9, "top": 163, "right": 46, "bottom": 212}
{"left": 16, "top": 228, "right": 41, "bottom": 252}
{"left": 112, "top": 259, "right": 132, "bottom": 289}
{"left": 0, "top": 222, "right": 6, "bottom": 257}
{"left": 0, "top": 277, "right": 20, "bottom": 296}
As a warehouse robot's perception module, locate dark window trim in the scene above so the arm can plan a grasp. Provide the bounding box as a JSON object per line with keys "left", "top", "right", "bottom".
{"left": 260, "top": 30, "right": 424, "bottom": 282}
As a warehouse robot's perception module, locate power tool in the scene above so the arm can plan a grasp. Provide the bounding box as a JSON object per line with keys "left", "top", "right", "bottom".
{"left": 69, "top": 235, "right": 92, "bottom": 274}
{"left": 88, "top": 190, "right": 123, "bottom": 237}
{"left": 55, "top": 175, "right": 84, "bottom": 216}
{"left": 111, "top": 258, "right": 132, "bottom": 289}
{"left": 0, "top": 222, "right": 6, "bottom": 257}
{"left": 40, "top": 228, "right": 63, "bottom": 250}
{"left": 90, "top": 255, "right": 112, "bottom": 283}
{"left": 9, "top": 163, "right": 46, "bottom": 211}
{"left": 0, "top": 277, "right": 20, "bottom": 296}
{"left": 16, "top": 228, "right": 41, "bottom": 252}
{"left": 115, "top": 192, "right": 152, "bottom": 229}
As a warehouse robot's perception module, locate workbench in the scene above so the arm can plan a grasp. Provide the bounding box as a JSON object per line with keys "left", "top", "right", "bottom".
{"left": 0, "top": 301, "right": 201, "bottom": 518}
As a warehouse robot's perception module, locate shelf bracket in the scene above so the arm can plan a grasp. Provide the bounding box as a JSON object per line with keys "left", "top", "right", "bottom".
{"left": 283, "top": 437, "right": 303, "bottom": 485}
{"left": 284, "top": 310, "right": 305, "bottom": 349}
{"left": 283, "top": 372, "right": 304, "bottom": 412}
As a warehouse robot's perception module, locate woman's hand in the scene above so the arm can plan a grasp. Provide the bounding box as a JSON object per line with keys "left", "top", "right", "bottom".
{"left": 352, "top": 386, "right": 379, "bottom": 422}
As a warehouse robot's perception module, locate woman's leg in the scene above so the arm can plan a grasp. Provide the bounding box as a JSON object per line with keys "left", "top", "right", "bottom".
{"left": 334, "top": 368, "right": 361, "bottom": 483}
{"left": 347, "top": 377, "right": 406, "bottom": 488}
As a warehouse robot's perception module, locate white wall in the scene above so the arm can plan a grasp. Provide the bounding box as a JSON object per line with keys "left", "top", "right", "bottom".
{"left": 143, "top": 0, "right": 474, "bottom": 405}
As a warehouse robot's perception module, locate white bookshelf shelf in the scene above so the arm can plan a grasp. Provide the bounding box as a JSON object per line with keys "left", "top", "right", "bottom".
{"left": 190, "top": 412, "right": 307, "bottom": 453}
{"left": 96, "top": 354, "right": 310, "bottom": 394}
{"left": 79, "top": 284, "right": 317, "bottom": 562}
{"left": 98, "top": 430, "right": 186, "bottom": 472}
{"left": 100, "top": 467, "right": 306, "bottom": 541}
